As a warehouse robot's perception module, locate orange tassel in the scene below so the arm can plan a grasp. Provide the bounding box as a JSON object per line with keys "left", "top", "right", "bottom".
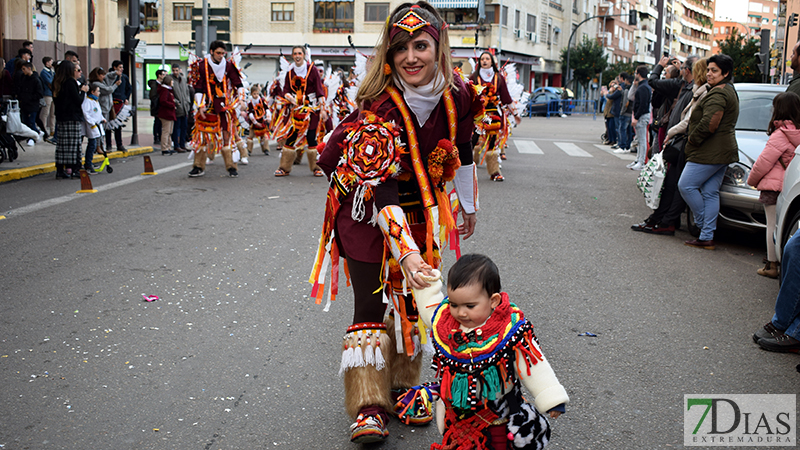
{"left": 384, "top": 63, "right": 392, "bottom": 75}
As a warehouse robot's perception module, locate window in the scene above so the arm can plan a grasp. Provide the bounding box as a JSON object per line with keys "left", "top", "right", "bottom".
{"left": 527, "top": 14, "right": 536, "bottom": 33}
{"left": 142, "top": 3, "right": 158, "bottom": 30}
{"left": 365, "top": 3, "right": 389, "bottom": 22}
{"left": 502, "top": 6, "right": 508, "bottom": 26}
{"left": 485, "top": 6, "right": 496, "bottom": 23}
{"left": 515, "top": 10, "right": 521, "bottom": 30}
{"left": 173, "top": 3, "right": 192, "bottom": 21}
{"left": 315, "top": 1, "right": 354, "bottom": 31}
{"left": 573, "top": 0, "right": 578, "bottom": 13}
{"left": 272, "top": 3, "right": 294, "bottom": 21}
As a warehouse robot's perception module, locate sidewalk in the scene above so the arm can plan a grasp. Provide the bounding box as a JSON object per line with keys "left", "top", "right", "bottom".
{"left": 0, "top": 114, "right": 160, "bottom": 183}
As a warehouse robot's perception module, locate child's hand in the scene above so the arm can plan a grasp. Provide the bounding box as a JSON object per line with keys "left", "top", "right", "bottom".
{"left": 549, "top": 411, "right": 562, "bottom": 419}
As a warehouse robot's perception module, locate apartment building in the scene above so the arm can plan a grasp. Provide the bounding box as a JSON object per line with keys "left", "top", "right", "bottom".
{"left": 711, "top": 21, "right": 749, "bottom": 54}
{"left": 672, "top": 0, "right": 713, "bottom": 59}
{"left": 744, "top": 0, "right": 778, "bottom": 41}
{"left": 597, "top": 1, "right": 638, "bottom": 64}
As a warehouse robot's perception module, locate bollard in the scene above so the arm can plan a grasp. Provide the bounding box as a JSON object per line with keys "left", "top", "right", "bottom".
{"left": 141, "top": 155, "right": 158, "bottom": 175}
{"left": 76, "top": 169, "right": 98, "bottom": 193}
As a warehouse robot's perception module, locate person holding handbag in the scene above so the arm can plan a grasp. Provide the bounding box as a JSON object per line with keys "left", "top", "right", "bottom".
{"left": 746, "top": 92, "right": 800, "bottom": 278}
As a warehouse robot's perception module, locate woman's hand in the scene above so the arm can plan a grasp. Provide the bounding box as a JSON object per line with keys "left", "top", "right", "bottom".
{"left": 401, "top": 254, "right": 434, "bottom": 290}
{"left": 459, "top": 211, "right": 476, "bottom": 240}
{"left": 80, "top": 84, "right": 89, "bottom": 93}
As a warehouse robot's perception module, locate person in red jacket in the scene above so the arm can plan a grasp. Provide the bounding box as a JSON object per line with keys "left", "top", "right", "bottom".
{"left": 158, "top": 75, "right": 177, "bottom": 156}
{"left": 747, "top": 91, "right": 800, "bottom": 278}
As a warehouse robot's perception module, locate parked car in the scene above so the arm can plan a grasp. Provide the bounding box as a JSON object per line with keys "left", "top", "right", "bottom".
{"left": 689, "top": 83, "right": 786, "bottom": 233}
{"left": 528, "top": 87, "right": 575, "bottom": 117}
{"left": 774, "top": 145, "right": 800, "bottom": 262}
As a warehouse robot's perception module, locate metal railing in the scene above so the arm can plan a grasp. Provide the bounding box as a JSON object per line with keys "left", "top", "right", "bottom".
{"left": 528, "top": 99, "right": 598, "bottom": 119}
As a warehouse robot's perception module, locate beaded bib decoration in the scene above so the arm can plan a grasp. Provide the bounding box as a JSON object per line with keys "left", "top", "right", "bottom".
{"left": 431, "top": 293, "right": 543, "bottom": 412}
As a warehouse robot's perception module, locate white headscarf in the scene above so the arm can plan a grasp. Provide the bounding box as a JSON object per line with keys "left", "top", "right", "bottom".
{"left": 394, "top": 70, "right": 446, "bottom": 127}
{"left": 479, "top": 67, "right": 495, "bottom": 82}
{"left": 293, "top": 62, "right": 308, "bottom": 79}
{"left": 206, "top": 54, "right": 227, "bottom": 82}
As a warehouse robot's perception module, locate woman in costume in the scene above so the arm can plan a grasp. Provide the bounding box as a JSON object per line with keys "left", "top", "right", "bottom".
{"left": 247, "top": 84, "right": 270, "bottom": 156}
{"left": 470, "top": 52, "right": 514, "bottom": 182}
{"left": 310, "top": 1, "right": 481, "bottom": 444}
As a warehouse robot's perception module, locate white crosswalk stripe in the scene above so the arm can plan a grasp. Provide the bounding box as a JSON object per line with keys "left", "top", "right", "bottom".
{"left": 593, "top": 144, "right": 637, "bottom": 161}
{"left": 514, "top": 140, "right": 544, "bottom": 154}
{"left": 554, "top": 142, "right": 593, "bottom": 157}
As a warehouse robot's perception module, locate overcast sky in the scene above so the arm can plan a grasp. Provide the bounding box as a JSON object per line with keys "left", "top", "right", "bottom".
{"left": 715, "top": 0, "right": 748, "bottom": 22}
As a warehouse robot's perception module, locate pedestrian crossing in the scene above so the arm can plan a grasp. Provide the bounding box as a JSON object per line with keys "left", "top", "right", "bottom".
{"left": 511, "top": 139, "right": 636, "bottom": 161}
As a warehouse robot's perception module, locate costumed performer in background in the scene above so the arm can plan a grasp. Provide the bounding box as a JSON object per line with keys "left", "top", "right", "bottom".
{"left": 309, "top": 1, "right": 482, "bottom": 444}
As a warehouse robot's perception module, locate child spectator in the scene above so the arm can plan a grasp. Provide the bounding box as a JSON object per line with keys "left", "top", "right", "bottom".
{"left": 747, "top": 91, "right": 800, "bottom": 278}
{"left": 247, "top": 84, "right": 269, "bottom": 160}
{"left": 81, "top": 83, "right": 106, "bottom": 172}
{"left": 157, "top": 74, "right": 176, "bottom": 155}
{"left": 411, "top": 254, "right": 569, "bottom": 450}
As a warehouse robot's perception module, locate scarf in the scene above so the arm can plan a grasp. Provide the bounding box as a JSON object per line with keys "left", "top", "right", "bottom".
{"left": 394, "top": 70, "right": 446, "bottom": 127}
{"left": 293, "top": 62, "right": 308, "bottom": 79}
{"left": 207, "top": 55, "right": 227, "bottom": 82}
{"left": 479, "top": 68, "right": 495, "bottom": 82}
{"left": 87, "top": 94, "right": 98, "bottom": 101}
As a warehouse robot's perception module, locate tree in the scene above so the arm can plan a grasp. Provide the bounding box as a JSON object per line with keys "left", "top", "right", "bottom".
{"left": 715, "top": 29, "right": 762, "bottom": 83}
{"left": 560, "top": 36, "right": 609, "bottom": 92}
{"left": 601, "top": 61, "right": 639, "bottom": 86}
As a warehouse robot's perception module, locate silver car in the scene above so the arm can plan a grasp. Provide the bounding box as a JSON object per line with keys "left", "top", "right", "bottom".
{"left": 711, "top": 83, "right": 787, "bottom": 233}
{"left": 774, "top": 145, "right": 800, "bottom": 261}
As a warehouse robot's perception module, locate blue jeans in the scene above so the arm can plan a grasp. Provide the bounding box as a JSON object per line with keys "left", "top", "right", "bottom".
{"left": 617, "top": 114, "right": 631, "bottom": 150}
{"left": 678, "top": 162, "right": 727, "bottom": 241}
{"left": 22, "top": 110, "right": 39, "bottom": 133}
{"left": 634, "top": 114, "right": 650, "bottom": 164}
{"left": 606, "top": 116, "right": 617, "bottom": 144}
{"left": 84, "top": 137, "right": 98, "bottom": 169}
{"left": 172, "top": 115, "right": 188, "bottom": 150}
{"left": 773, "top": 233, "right": 800, "bottom": 340}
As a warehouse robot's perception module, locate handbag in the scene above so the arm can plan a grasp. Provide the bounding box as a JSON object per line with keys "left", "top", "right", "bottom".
{"left": 636, "top": 152, "right": 667, "bottom": 210}
{"left": 662, "top": 134, "right": 686, "bottom": 164}
{"left": 5, "top": 100, "right": 23, "bottom": 134}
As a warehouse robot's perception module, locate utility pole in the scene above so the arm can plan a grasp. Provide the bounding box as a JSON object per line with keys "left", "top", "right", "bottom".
{"left": 161, "top": 0, "right": 166, "bottom": 67}
{"left": 203, "top": 0, "right": 209, "bottom": 55}
{"left": 87, "top": 0, "right": 92, "bottom": 71}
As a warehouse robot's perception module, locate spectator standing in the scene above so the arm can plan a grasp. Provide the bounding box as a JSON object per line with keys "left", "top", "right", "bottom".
{"left": 157, "top": 74, "right": 177, "bottom": 155}
{"left": 752, "top": 232, "right": 800, "bottom": 353}
{"left": 149, "top": 69, "right": 166, "bottom": 145}
{"left": 81, "top": 83, "right": 106, "bottom": 172}
{"left": 13, "top": 61, "right": 44, "bottom": 146}
{"left": 786, "top": 39, "right": 800, "bottom": 97}
{"left": 678, "top": 54, "right": 739, "bottom": 250}
{"left": 648, "top": 56, "right": 684, "bottom": 152}
{"left": 628, "top": 65, "right": 652, "bottom": 171}
{"left": 746, "top": 92, "right": 800, "bottom": 277}
{"left": 105, "top": 60, "right": 131, "bottom": 152}
{"left": 607, "top": 79, "right": 623, "bottom": 149}
{"left": 63, "top": 51, "right": 86, "bottom": 85}
{"left": 603, "top": 81, "right": 619, "bottom": 146}
{"left": 53, "top": 60, "right": 88, "bottom": 179}
{"left": 5, "top": 45, "right": 33, "bottom": 77}
{"left": 614, "top": 73, "right": 635, "bottom": 153}
{"left": 88, "top": 67, "right": 115, "bottom": 140}
{"left": 171, "top": 64, "right": 190, "bottom": 152}
{"left": 39, "top": 57, "right": 56, "bottom": 140}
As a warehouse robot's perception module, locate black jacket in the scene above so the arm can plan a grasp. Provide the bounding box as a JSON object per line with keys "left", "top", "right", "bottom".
{"left": 648, "top": 64, "right": 683, "bottom": 110}
{"left": 54, "top": 79, "right": 86, "bottom": 122}
{"left": 13, "top": 71, "right": 43, "bottom": 112}
{"left": 633, "top": 79, "right": 652, "bottom": 120}
{"left": 666, "top": 81, "right": 695, "bottom": 131}
{"left": 606, "top": 89, "right": 623, "bottom": 117}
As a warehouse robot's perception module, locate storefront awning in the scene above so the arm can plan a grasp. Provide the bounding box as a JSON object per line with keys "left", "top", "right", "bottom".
{"left": 428, "top": 0, "right": 478, "bottom": 8}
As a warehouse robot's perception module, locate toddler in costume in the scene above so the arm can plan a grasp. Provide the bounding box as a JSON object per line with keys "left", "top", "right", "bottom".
{"left": 412, "top": 254, "right": 569, "bottom": 449}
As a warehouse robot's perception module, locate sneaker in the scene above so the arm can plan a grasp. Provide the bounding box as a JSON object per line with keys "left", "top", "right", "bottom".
{"left": 753, "top": 322, "right": 784, "bottom": 344}
{"left": 684, "top": 239, "right": 715, "bottom": 250}
{"left": 613, "top": 148, "right": 628, "bottom": 154}
{"left": 629, "top": 162, "right": 644, "bottom": 171}
{"left": 644, "top": 224, "right": 675, "bottom": 236}
{"left": 241, "top": 157, "right": 249, "bottom": 165}
{"left": 610, "top": 144, "right": 619, "bottom": 149}
{"left": 490, "top": 173, "right": 504, "bottom": 182}
{"left": 757, "top": 332, "right": 800, "bottom": 353}
{"left": 631, "top": 220, "right": 654, "bottom": 232}
{"left": 626, "top": 161, "right": 637, "bottom": 169}
{"left": 188, "top": 166, "right": 205, "bottom": 177}
{"left": 206, "top": 158, "right": 214, "bottom": 165}
{"left": 228, "top": 168, "right": 239, "bottom": 178}
{"left": 350, "top": 410, "right": 389, "bottom": 444}
{"left": 26, "top": 139, "right": 35, "bottom": 147}
{"left": 117, "top": 146, "right": 127, "bottom": 152}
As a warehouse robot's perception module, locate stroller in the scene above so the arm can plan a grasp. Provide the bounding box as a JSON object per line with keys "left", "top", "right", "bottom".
{"left": 0, "top": 99, "right": 25, "bottom": 163}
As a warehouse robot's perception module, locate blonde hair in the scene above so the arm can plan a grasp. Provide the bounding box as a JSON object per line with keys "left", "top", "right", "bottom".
{"left": 693, "top": 58, "right": 708, "bottom": 85}
{"left": 356, "top": 1, "right": 454, "bottom": 108}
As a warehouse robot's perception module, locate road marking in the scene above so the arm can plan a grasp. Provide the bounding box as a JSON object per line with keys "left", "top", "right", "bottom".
{"left": 1, "top": 162, "right": 193, "bottom": 220}
{"left": 554, "top": 142, "right": 593, "bottom": 157}
{"left": 593, "top": 144, "right": 637, "bottom": 161}
{"left": 514, "top": 140, "right": 544, "bottom": 154}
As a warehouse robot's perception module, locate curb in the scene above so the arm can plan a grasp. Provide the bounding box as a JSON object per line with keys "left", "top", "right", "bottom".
{"left": 0, "top": 146, "right": 154, "bottom": 184}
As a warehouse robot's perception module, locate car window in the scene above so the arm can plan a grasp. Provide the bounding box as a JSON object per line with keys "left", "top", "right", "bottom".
{"left": 736, "top": 91, "right": 777, "bottom": 132}
{"left": 533, "top": 94, "right": 547, "bottom": 102}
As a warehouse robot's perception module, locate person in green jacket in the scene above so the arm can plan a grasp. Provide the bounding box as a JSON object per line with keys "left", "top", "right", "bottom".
{"left": 787, "top": 40, "right": 800, "bottom": 97}
{"left": 678, "top": 54, "right": 739, "bottom": 250}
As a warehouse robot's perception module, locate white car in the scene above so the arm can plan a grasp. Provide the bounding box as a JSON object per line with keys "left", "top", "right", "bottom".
{"left": 774, "top": 145, "right": 800, "bottom": 262}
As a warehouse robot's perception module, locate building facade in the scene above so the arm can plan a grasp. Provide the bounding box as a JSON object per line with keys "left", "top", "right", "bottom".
{"left": 711, "top": 20, "right": 749, "bottom": 54}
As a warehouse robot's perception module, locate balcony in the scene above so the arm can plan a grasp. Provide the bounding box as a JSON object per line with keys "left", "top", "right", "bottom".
{"left": 634, "top": 29, "right": 658, "bottom": 42}
{"left": 635, "top": 2, "right": 659, "bottom": 19}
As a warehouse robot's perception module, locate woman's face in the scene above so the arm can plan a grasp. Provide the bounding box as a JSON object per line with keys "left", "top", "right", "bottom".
{"left": 706, "top": 62, "right": 727, "bottom": 86}
{"left": 98, "top": 72, "right": 106, "bottom": 81}
{"left": 392, "top": 32, "right": 438, "bottom": 87}
{"left": 73, "top": 66, "right": 82, "bottom": 79}
{"left": 479, "top": 54, "right": 493, "bottom": 69}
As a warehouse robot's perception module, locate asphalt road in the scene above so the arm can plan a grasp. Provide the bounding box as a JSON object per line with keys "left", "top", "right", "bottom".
{"left": 0, "top": 116, "right": 795, "bottom": 450}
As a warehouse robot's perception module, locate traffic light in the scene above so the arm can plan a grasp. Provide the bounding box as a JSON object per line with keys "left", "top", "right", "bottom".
{"left": 124, "top": 25, "right": 140, "bottom": 54}
{"left": 629, "top": 10, "right": 638, "bottom": 26}
{"left": 790, "top": 13, "right": 799, "bottom": 28}
{"left": 124, "top": 0, "right": 142, "bottom": 53}
{"left": 756, "top": 52, "right": 767, "bottom": 75}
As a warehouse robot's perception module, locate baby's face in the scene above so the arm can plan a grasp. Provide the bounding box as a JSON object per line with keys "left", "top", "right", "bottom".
{"left": 447, "top": 283, "right": 500, "bottom": 329}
